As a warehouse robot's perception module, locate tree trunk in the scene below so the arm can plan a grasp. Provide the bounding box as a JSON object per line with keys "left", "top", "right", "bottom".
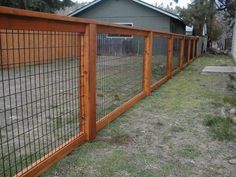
{"left": 232, "top": 11, "right": 236, "bottom": 61}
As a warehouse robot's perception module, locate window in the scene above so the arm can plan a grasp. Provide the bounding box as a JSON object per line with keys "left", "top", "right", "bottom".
{"left": 107, "top": 23, "right": 133, "bottom": 39}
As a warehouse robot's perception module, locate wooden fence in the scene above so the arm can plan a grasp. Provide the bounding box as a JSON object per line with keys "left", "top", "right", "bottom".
{"left": 0, "top": 30, "right": 80, "bottom": 67}
{"left": 0, "top": 6, "right": 200, "bottom": 177}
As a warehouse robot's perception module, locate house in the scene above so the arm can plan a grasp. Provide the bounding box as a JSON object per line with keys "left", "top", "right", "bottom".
{"left": 68, "top": 0, "right": 186, "bottom": 56}
{"left": 68, "top": 0, "right": 186, "bottom": 34}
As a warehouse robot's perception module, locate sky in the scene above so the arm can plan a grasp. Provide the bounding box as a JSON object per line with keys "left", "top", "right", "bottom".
{"left": 72, "top": 0, "right": 192, "bottom": 8}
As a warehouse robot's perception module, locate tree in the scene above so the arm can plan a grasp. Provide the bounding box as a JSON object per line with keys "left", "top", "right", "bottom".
{"left": 208, "top": 17, "right": 224, "bottom": 41}
{"left": 178, "top": 0, "right": 216, "bottom": 36}
{"left": 216, "top": 0, "right": 236, "bottom": 59}
{"left": 178, "top": 0, "right": 236, "bottom": 58}
{"left": 56, "top": 2, "right": 89, "bottom": 16}
{"left": 216, "top": 0, "right": 236, "bottom": 17}
{"left": 0, "top": 0, "right": 75, "bottom": 13}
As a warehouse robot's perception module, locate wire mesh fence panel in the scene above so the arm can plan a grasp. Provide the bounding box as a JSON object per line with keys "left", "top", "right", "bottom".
{"left": 172, "top": 38, "right": 180, "bottom": 71}
{"left": 0, "top": 29, "right": 82, "bottom": 177}
{"left": 184, "top": 39, "right": 188, "bottom": 64}
{"left": 151, "top": 36, "right": 168, "bottom": 85}
{"left": 96, "top": 34, "right": 144, "bottom": 120}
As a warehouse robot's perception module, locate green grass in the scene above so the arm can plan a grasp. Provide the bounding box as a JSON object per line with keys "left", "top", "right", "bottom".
{"left": 204, "top": 115, "right": 236, "bottom": 141}
{"left": 176, "top": 145, "right": 201, "bottom": 159}
{"left": 223, "top": 96, "right": 236, "bottom": 107}
{"left": 43, "top": 54, "right": 236, "bottom": 177}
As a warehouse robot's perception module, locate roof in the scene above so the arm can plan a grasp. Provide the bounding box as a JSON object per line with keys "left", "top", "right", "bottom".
{"left": 67, "top": 0, "right": 183, "bottom": 22}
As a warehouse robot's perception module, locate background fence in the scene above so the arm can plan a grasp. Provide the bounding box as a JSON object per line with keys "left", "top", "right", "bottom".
{"left": 0, "top": 6, "right": 200, "bottom": 177}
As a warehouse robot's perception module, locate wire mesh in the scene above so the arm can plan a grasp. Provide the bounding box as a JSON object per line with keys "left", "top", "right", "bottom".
{"left": 151, "top": 36, "right": 168, "bottom": 85}
{"left": 184, "top": 39, "right": 188, "bottom": 64}
{"left": 96, "top": 34, "right": 144, "bottom": 120}
{"left": 172, "top": 38, "right": 180, "bottom": 71}
{"left": 0, "top": 29, "right": 82, "bottom": 177}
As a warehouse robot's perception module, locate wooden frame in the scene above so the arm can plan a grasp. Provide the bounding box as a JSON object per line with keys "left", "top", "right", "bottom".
{"left": 15, "top": 133, "right": 86, "bottom": 177}
{"left": 81, "top": 24, "right": 97, "bottom": 141}
{"left": 179, "top": 37, "right": 185, "bottom": 70}
{"left": 96, "top": 92, "right": 146, "bottom": 131}
{"left": 0, "top": 6, "right": 200, "bottom": 177}
{"left": 192, "top": 39, "right": 196, "bottom": 60}
{"left": 144, "top": 32, "right": 153, "bottom": 96}
{"left": 187, "top": 38, "right": 191, "bottom": 64}
{"left": 151, "top": 75, "right": 169, "bottom": 91}
{"left": 167, "top": 35, "right": 174, "bottom": 78}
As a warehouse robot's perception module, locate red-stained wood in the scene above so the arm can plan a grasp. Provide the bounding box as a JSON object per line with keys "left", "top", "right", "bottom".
{"left": 192, "top": 39, "right": 196, "bottom": 59}
{"left": 0, "top": 15, "right": 86, "bottom": 32}
{"left": 187, "top": 38, "right": 191, "bottom": 64}
{"left": 195, "top": 38, "right": 199, "bottom": 57}
{"left": 151, "top": 75, "right": 169, "bottom": 91}
{"left": 14, "top": 133, "right": 86, "bottom": 177}
{"left": 0, "top": 30, "right": 80, "bottom": 68}
{"left": 0, "top": 29, "right": 2, "bottom": 66}
{"left": 97, "top": 25, "right": 148, "bottom": 36}
{"left": 81, "top": 24, "right": 97, "bottom": 141}
{"left": 179, "top": 38, "right": 185, "bottom": 69}
{"left": 183, "top": 63, "right": 188, "bottom": 69}
{"left": 167, "top": 36, "right": 174, "bottom": 77}
{"left": 172, "top": 68, "right": 181, "bottom": 76}
{"left": 0, "top": 6, "right": 194, "bottom": 39}
{"left": 144, "top": 32, "right": 153, "bottom": 96}
{"left": 0, "top": 6, "right": 96, "bottom": 25}
{"left": 79, "top": 34, "right": 85, "bottom": 133}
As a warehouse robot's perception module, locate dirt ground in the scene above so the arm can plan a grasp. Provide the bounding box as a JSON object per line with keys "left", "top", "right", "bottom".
{"left": 43, "top": 54, "right": 236, "bottom": 177}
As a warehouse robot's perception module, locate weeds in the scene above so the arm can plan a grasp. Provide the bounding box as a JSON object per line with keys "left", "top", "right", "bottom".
{"left": 223, "top": 97, "right": 236, "bottom": 107}
{"left": 176, "top": 145, "right": 201, "bottom": 159}
{"left": 204, "top": 115, "right": 236, "bottom": 141}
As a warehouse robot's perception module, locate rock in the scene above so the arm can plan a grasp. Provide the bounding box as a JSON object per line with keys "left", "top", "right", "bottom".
{"left": 232, "top": 117, "right": 236, "bottom": 124}
{"left": 228, "top": 159, "right": 236, "bottom": 165}
{"left": 221, "top": 107, "right": 227, "bottom": 118}
{"left": 229, "top": 108, "right": 236, "bottom": 116}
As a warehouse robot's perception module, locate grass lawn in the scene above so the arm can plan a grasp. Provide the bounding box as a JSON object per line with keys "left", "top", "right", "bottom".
{"left": 43, "top": 54, "right": 236, "bottom": 177}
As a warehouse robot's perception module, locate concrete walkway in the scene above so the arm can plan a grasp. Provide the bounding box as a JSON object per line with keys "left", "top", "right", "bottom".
{"left": 202, "top": 66, "right": 236, "bottom": 73}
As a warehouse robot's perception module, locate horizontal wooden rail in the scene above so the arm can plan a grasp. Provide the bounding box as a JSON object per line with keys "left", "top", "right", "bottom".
{"left": 97, "top": 25, "right": 148, "bottom": 36}
{"left": 0, "top": 6, "right": 198, "bottom": 39}
{"left": 151, "top": 76, "right": 169, "bottom": 91}
{"left": 0, "top": 15, "right": 86, "bottom": 32}
{"left": 96, "top": 92, "right": 146, "bottom": 132}
{"left": 15, "top": 133, "right": 86, "bottom": 177}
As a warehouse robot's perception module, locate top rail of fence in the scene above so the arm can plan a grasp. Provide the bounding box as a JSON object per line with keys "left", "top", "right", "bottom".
{"left": 0, "top": 6, "right": 198, "bottom": 39}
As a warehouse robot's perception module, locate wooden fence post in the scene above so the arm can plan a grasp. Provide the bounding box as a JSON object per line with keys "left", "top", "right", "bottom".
{"left": 81, "top": 23, "right": 97, "bottom": 141}
{"left": 193, "top": 38, "right": 196, "bottom": 59}
{"left": 144, "top": 32, "right": 153, "bottom": 95}
{"left": 167, "top": 35, "right": 174, "bottom": 77}
{"left": 196, "top": 38, "right": 199, "bottom": 57}
{"left": 187, "top": 38, "right": 191, "bottom": 64}
{"left": 179, "top": 37, "right": 185, "bottom": 69}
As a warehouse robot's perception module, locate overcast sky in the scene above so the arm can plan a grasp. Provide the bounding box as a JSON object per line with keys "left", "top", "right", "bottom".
{"left": 72, "top": 0, "right": 192, "bottom": 8}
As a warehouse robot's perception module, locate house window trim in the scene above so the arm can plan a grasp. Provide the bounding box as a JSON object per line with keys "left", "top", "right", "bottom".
{"left": 106, "top": 23, "right": 134, "bottom": 39}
